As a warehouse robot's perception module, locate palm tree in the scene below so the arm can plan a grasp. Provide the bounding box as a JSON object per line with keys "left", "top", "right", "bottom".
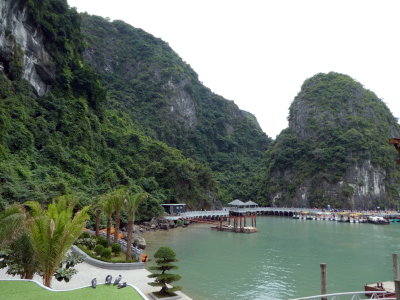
{"left": 25, "top": 195, "right": 89, "bottom": 287}
{"left": 124, "top": 191, "right": 148, "bottom": 260}
{"left": 0, "top": 204, "right": 26, "bottom": 248}
{"left": 91, "top": 200, "right": 103, "bottom": 238}
{"left": 0, "top": 204, "right": 38, "bottom": 279}
{"left": 101, "top": 194, "right": 114, "bottom": 245}
{"left": 111, "top": 188, "right": 127, "bottom": 243}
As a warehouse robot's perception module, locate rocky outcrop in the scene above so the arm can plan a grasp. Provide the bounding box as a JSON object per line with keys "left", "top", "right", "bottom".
{"left": 164, "top": 78, "right": 197, "bottom": 129}
{"left": 0, "top": 0, "right": 55, "bottom": 95}
{"left": 265, "top": 72, "right": 400, "bottom": 209}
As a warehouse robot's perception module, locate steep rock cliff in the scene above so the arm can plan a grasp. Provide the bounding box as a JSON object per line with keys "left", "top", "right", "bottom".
{"left": 263, "top": 73, "right": 400, "bottom": 209}
{"left": 0, "top": 0, "right": 218, "bottom": 213}
{"left": 80, "top": 15, "right": 271, "bottom": 201}
{"left": 0, "top": 0, "right": 55, "bottom": 95}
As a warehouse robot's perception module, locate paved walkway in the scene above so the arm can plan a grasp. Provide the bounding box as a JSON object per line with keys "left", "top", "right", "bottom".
{"left": 0, "top": 261, "right": 192, "bottom": 300}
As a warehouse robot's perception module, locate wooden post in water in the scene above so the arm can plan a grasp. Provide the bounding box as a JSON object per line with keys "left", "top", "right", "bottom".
{"left": 395, "top": 280, "right": 400, "bottom": 300}
{"left": 254, "top": 215, "right": 257, "bottom": 227}
{"left": 320, "top": 263, "right": 327, "bottom": 300}
{"left": 219, "top": 217, "right": 222, "bottom": 230}
{"left": 393, "top": 253, "right": 399, "bottom": 281}
{"left": 244, "top": 215, "right": 247, "bottom": 227}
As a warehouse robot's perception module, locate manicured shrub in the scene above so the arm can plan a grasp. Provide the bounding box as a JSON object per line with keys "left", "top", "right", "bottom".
{"left": 75, "top": 237, "right": 96, "bottom": 250}
{"left": 80, "top": 232, "right": 91, "bottom": 239}
{"left": 97, "top": 236, "right": 108, "bottom": 248}
{"left": 101, "top": 248, "right": 112, "bottom": 259}
{"left": 111, "top": 243, "right": 121, "bottom": 255}
{"left": 148, "top": 246, "right": 181, "bottom": 296}
{"left": 94, "top": 244, "right": 104, "bottom": 256}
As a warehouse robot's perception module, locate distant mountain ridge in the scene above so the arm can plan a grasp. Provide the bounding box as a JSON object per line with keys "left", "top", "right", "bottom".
{"left": 261, "top": 72, "right": 400, "bottom": 209}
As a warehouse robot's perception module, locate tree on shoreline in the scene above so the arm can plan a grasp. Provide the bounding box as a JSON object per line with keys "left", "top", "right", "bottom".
{"left": 92, "top": 199, "right": 103, "bottom": 238}
{"left": 148, "top": 246, "right": 182, "bottom": 296}
{"left": 101, "top": 194, "right": 114, "bottom": 245}
{"left": 111, "top": 188, "right": 125, "bottom": 243}
{"left": 124, "top": 190, "right": 148, "bottom": 260}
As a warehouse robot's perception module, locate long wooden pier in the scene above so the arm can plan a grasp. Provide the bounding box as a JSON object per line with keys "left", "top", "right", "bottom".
{"left": 164, "top": 207, "right": 400, "bottom": 223}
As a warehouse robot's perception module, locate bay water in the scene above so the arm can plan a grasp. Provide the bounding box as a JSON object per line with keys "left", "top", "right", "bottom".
{"left": 144, "top": 217, "right": 400, "bottom": 299}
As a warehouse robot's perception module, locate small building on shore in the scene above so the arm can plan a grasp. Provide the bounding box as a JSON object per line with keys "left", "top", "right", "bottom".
{"left": 161, "top": 203, "right": 186, "bottom": 215}
{"left": 244, "top": 200, "right": 259, "bottom": 208}
{"left": 228, "top": 199, "right": 246, "bottom": 208}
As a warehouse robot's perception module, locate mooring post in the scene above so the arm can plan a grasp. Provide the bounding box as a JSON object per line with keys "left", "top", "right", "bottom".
{"left": 393, "top": 253, "right": 399, "bottom": 281}
{"left": 395, "top": 280, "right": 400, "bottom": 300}
{"left": 320, "top": 263, "right": 327, "bottom": 300}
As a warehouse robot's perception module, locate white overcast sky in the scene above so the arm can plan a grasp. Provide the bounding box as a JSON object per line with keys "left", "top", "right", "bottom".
{"left": 67, "top": 0, "right": 400, "bottom": 138}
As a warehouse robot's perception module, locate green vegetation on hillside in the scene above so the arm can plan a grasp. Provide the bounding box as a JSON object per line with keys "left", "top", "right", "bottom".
{"left": 262, "top": 73, "right": 400, "bottom": 208}
{"left": 80, "top": 15, "right": 270, "bottom": 202}
{"left": 0, "top": 0, "right": 218, "bottom": 215}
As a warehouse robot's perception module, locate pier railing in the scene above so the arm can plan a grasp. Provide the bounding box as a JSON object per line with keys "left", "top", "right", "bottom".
{"left": 290, "top": 290, "right": 394, "bottom": 300}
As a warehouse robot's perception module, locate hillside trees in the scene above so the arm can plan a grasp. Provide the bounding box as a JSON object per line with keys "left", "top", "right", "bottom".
{"left": 0, "top": 0, "right": 220, "bottom": 217}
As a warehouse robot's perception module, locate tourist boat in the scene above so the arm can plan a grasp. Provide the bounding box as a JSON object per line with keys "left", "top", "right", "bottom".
{"left": 365, "top": 281, "right": 395, "bottom": 298}
{"left": 367, "top": 216, "right": 390, "bottom": 225}
{"left": 338, "top": 212, "right": 349, "bottom": 222}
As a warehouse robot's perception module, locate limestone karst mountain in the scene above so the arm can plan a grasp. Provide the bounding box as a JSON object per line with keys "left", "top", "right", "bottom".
{"left": 262, "top": 72, "right": 400, "bottom": 209}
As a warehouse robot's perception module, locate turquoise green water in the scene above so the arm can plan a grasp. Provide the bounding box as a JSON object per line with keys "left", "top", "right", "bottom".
{"left": 144, "top": 217, "right": 400, "bottom": 299}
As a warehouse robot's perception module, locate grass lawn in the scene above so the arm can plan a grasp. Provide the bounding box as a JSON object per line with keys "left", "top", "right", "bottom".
{"left": 0, "top": 281, "right": 145, "bottom": 300}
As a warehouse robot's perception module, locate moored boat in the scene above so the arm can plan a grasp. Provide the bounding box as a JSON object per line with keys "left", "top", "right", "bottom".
{"left": 368, "top": 216, "right": 390, "bottom": 225}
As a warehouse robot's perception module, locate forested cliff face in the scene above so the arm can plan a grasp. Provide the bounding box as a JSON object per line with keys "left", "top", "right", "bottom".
{"left": 80, "top": 15, "right": 271, "bottom": 201}
{"left": 262, "top": 73, "right": 400, "bottom": 209}
{"left": 0, "top": 0, "right": 55, "bottom": 95}
{"left": 0, "top": 0, "right": 219, "bottom": 213}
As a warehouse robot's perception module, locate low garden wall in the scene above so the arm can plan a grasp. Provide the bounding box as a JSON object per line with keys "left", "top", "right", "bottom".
{"left": 72, "top": 245, "right": 145, "bottom": 270}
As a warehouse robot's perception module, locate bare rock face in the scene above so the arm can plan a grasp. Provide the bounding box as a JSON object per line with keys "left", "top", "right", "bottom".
{"left": 165, "top": 78, "right": 197, "bottom": 129}
{"left": 0, "top": 0, "right": 55, "bottom": 95}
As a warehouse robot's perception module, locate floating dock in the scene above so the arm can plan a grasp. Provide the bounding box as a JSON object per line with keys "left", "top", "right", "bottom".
{"left": 211, "top": 225, "right": 258, "bottom": 233}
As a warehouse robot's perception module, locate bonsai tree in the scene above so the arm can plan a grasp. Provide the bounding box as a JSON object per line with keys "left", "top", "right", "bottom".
{"left": 148, "top": 246, "right": 182, "bottom": 296}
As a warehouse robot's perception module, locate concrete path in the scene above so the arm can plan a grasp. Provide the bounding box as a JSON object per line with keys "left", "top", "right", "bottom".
{"left": 0, "top": 261, "right": 192, "bottom": 300}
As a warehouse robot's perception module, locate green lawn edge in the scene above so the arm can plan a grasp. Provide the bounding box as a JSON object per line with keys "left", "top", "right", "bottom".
{"left": 0, "top": 280, "right": 145, "bottom": 300}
